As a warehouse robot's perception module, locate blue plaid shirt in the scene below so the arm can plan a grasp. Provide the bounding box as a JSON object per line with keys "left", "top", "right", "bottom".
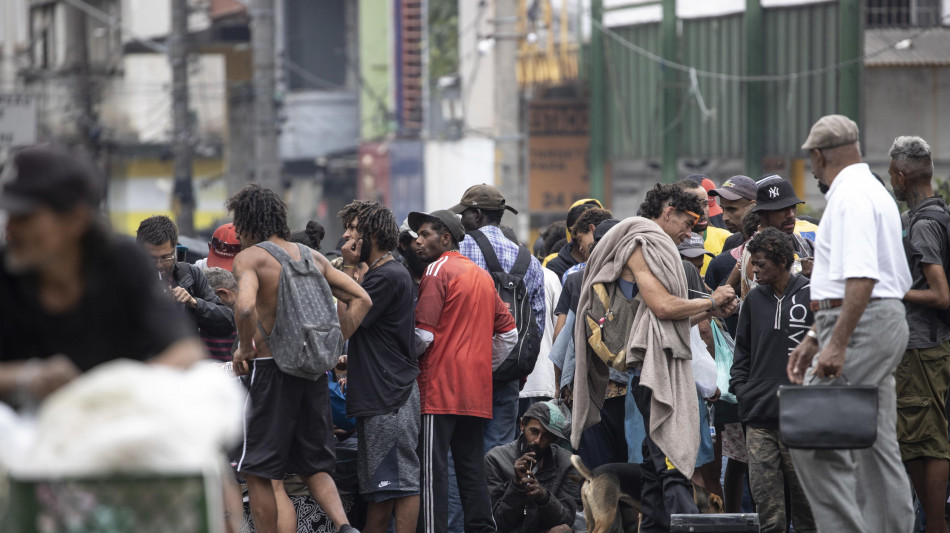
{"left": 459, "top": 225, "right": 546, "bottom": 335}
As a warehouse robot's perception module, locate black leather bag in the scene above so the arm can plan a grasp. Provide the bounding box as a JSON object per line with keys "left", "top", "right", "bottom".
{"left": 778, "top": 377, "right": 878, "bottom": 449}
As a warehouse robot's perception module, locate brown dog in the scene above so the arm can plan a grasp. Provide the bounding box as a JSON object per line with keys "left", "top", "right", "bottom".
{"left": 571, "top": 456, "right": 724, "bottom": 533}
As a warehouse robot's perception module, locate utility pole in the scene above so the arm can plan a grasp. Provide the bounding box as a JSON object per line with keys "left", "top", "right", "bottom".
{"left": 250, "top": 0, "right": 280, "bottom": 191}
{"left": 2, "top": 0, "right": 18, "bottom": 90}
{"left": 660, "top": 0, "right": 678, "bottom": 183}
{"left": 494, "top": 0, "right": 527, "bottom": 239}
{"left": 838, "top": 0, "right": 863, "bottom": 126}
{"left": 170, "top": 0, "right": 195, "bottom": 235}
{"left": 588, "top": 0, "right": 605, "bottom": 201}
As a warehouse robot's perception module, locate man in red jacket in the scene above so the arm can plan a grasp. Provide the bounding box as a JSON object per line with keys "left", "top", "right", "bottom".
{"left": 409, "top": 209, "right": 518, "bottom": 533}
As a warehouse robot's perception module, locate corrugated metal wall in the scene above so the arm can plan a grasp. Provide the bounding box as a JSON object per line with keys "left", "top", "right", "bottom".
{"left": 603, "top": 23, "right": 662, "bottom": 159}
{"left": 601, "top": 2, "right": 840, "bottom": 161}
{"left": 762, "top": 3, "right": 839, "bottom": 156}
{"left": 680, "top": 15, "right": 745, "bottom": 158}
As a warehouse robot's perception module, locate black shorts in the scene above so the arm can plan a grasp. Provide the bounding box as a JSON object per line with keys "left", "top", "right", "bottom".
{"left": 236, "top": 358, "right": 336, "bottom": 479}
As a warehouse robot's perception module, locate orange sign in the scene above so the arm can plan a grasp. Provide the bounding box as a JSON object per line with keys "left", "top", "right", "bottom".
{"left": 528, "top": 101, "right": 591, "bottom": 212}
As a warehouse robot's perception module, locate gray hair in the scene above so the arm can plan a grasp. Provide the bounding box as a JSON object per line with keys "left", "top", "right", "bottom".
{"left": 203, "top": 267, "right": 237, "bottom": 292}
{"left": 889, "top": 136, "right": 932, "bottom": 161}
{"left": 890, "top": 136, "right": 934, "bottom": 181}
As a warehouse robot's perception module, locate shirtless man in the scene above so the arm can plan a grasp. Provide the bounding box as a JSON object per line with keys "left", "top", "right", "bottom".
{"left": 228, "top": 184, "right": 372, "bottom": 533}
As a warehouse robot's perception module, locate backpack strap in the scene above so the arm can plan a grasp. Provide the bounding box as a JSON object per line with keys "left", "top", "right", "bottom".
{"left": 908, "top": 204, "right": 950, "bottom": 243}
{"left": 510, "top": 245, "right": 532, "bottom": 279}
{"left": 468, "top": 229, "right": 505, "bottom": 273}
{"left": 255, "top": 240, "right": 294, "bottom": 265}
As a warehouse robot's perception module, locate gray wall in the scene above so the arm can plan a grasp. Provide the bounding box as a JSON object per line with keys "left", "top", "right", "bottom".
{"left": 865, "top": 66, "right": 950, "bottom": 181}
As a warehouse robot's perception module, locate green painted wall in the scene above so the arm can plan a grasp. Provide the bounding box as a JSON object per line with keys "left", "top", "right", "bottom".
{"left": 359, "top": 0, "right": 394, "bottom": 140}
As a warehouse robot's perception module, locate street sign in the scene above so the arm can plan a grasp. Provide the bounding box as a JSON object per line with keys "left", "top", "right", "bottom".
{"left": 0, "top": 94, "right": 37, "bottom": 148}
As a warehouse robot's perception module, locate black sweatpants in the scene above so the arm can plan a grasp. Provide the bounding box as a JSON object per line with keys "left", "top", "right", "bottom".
{"left": 418, "top": 414, "right": 496, "bottom": 533}
{"left": 632, "top": 376, "right": 699, "bottom": 533}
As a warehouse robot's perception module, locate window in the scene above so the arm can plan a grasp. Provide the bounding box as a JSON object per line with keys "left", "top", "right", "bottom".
{"left": 284, "top": 0, "right": 348, "bottom": 90}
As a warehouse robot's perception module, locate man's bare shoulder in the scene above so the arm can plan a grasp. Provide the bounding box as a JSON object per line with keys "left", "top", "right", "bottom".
{"left": 232, "top": 245, "right": 270, "bottom": 269}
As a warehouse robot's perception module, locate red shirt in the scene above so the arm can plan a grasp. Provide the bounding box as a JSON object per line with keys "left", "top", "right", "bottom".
{"left": 415, "top": 252, "right": 516, "bottom": 418}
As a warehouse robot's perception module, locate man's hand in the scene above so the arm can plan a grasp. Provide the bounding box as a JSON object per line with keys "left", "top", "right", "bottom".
{"left": 171, "top": 286, "right": 197, "bottom": 309}
{"left": 524, "top": 473, "right": 547, "bottom": 500}
{"left": 800, "top": 257, "right": 814, "bottom": 278}
{"left": 559, "top": 386, "right": 573, "bottom": 409}
{"left": 233, "top": 343, "right": 257, "bottom": 376}
{"left": 711, "top": 285, "right": 736, "bottom": 308}
{"left": 814, "top": 343, "right": 846, "bottom": 380}
{"left": 707, "top": 387, "right": 721, "bottom": 402}
{"left": 513, "top": 452, "right": 536, "bottom": 485}
{"left": 25, "top": 355, "right": 81, "bottom": 401}
{"left": 787, "top": 335, "right": 819, "bottom": 384}
{"left": 341, "top": 238, "right": 363, "bottom": 268}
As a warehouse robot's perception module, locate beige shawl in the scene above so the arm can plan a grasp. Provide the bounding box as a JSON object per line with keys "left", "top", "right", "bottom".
{"left": 570, "top": 217, "right": 699, "bottom": 477}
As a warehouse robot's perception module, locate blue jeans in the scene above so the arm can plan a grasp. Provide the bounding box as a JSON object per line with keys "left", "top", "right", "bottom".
{"left": 484, "top": 379, "right": 520, "bottom": 453}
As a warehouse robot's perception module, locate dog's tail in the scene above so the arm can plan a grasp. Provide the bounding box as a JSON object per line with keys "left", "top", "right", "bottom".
{"left": 570, "top": 454, "right": 595, "bottom": 481}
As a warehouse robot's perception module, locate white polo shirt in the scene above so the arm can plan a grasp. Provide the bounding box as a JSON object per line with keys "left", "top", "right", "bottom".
{"left": 811, "top": 163, "right": 911, "bottom": 300}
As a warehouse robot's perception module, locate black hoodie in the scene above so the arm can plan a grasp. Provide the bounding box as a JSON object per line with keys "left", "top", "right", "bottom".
{"left": 545, "top": 242, "right": 579, "bottom": 281}
{"left": 730, "top": 273, "right": 813, "bottom": 428}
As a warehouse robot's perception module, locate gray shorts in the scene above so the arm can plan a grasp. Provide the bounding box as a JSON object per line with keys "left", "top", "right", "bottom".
{"left": 356, "top": 382, "right": 421, "bottom": 502}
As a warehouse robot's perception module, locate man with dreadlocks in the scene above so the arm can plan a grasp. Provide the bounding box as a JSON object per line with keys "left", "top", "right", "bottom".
{"left": 337, "top": 200, "right": 421, "bottom": 533}
{"left": 228, "top": 184, "right": 372, "bottom": 533}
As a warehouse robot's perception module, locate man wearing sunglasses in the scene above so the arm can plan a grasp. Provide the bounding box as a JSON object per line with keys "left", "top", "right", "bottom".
{"left": 194, "top": 223, "right": 242, "bottom": 271}
{"left": 136, "top": 215, "right": 235, "bottom": 340}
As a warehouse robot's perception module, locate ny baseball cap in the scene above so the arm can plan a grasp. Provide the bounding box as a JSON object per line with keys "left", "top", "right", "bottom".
{"left": 752, "top": 175, "right": 804, "bottom": 213}
{"left": 801, "top": 114, "right": 860, "bottom": 151}
{"left": 407, "top": 209, "right": 466, "bottom": 242}
{"left": 207, "top": 223, "right": 241, "bottom": 271}
{"left": 0, "top": 145, "right": 103, "bottom": 214}
{"left": 709, "top": 175, "right": 757, "bottom": 202}
{"left": 677, "top": 233, "right": 714, "bottom": 259}
{"left": 449, "top": 184, "right": 518, "bottom": 215}
{"left": 523, "top": 400, "right": 572, "bottom": 441}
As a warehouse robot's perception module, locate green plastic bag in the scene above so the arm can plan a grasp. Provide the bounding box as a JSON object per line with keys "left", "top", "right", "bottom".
{"left": 711, "top": 320, "right": 737, "bottom": 404}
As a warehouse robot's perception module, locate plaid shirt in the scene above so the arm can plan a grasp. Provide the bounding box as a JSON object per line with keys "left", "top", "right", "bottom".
{"left": 459, "top": 225, "right": 546, "bottom": 335}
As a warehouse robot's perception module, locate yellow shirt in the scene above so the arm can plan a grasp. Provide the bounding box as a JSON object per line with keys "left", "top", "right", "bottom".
{"left": 701, "top": 226, "right": 731, "bottom": 275}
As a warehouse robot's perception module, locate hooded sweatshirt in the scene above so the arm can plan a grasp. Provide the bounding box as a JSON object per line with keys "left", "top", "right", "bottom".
{"left": 544, "top": 242, "right": 579, "bottom": 282}
{"left": 730, "top": 273, "right": 813, "bottom": 428}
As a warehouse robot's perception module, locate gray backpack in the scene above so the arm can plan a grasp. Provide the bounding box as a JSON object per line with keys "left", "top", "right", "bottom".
{"left": 255, "top": 241, "right": 343, "bottom": 380}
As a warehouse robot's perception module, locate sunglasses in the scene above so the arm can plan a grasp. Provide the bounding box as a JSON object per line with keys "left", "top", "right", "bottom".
{"left": 683, "top": 210, "right": 702, "bottom": 224}
{"left": 211, "top": 236, "right": 242, "bottom": 257}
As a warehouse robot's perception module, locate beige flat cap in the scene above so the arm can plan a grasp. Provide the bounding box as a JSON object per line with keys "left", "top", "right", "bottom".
{"left": 801, "top": 114, "right": 859, "bottom": 151}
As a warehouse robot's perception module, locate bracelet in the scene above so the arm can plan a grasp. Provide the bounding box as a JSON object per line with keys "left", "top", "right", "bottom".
{"left": 342, "top": 265, "right": 356, "bottom": 270}
{"left": 806, "top": 329, "right": 818, "bottom": 341}
{"left": 706, "top": 295, "right": 717, "bottom": 312}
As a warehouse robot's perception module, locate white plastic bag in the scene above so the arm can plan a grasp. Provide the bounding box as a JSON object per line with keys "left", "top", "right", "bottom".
{"left": 690, "top": 325, "right": 718, "bottom": 399}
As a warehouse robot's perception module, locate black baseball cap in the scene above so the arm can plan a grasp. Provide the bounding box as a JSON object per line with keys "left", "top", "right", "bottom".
{"left": 592, "top": 218, "right": 621, "bottom": 241}
{"left": 0, "top": 145, "right": 103, "bottom": 214}
{"left": 751, "top": 175, "right": 804, "bottom": 213}
{"left": 407, "top": 209, "right": 466, "bottom": 242}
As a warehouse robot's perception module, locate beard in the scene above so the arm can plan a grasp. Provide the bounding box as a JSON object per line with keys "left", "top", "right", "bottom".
{"left": 818, "top": 182, "right": 829, "bottom": 194}
{"left": 399, "top": 244, "right": 428, "bottom": 278}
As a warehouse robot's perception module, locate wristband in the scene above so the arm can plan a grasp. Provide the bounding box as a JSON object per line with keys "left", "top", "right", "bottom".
{"left": 706, "top": 295, "right": 717, "bottom": 312}
{"left": 342, "top": 265, "right": 356, "bottom": 270}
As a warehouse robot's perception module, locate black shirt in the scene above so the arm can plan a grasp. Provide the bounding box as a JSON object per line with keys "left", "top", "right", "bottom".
{"left": 721, "top": 232, "right": 744, "bottom": 254}
{"left": 554, "top": 269, "right": 583, "bottom": 316}
{"left": 346, "top": 259, "right": 420, "bottom": 418}
{"left": 904, "top": 198, "right": 950, "bottom": 349}
{"left": 0, "top": 238, "right": 194, "bottom": 372}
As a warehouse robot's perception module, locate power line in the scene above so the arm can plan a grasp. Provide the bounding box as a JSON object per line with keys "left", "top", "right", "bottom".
{"left": 592, "top": 15, "right": 950, "bottom": 83}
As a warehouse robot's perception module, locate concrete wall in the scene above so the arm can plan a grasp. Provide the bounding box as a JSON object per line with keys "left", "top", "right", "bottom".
{"left": 424, "top": 137, "right": 495, "bottom": 211}
{"left": 865, "top": 66, "right": 950, "bottom": 181}
{"left": 99, "top": 53, "right": 227, "bottom": 142}
{"left": 280, "top": 91, "right": 360, "bottom": 160}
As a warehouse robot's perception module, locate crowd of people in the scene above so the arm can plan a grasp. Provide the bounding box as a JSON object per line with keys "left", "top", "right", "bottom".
{"left": 0, "top": 113, "right": 948, "bottom": 533}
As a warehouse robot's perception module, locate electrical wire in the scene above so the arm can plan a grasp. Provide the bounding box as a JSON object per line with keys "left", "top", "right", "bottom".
{"left": 591, "top": 14, "right": 950, "bottom": 83}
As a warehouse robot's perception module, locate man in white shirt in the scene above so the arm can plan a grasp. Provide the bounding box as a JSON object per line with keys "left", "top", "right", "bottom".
{"left": 787, "top": 115, "right": 914, "bottom": 533}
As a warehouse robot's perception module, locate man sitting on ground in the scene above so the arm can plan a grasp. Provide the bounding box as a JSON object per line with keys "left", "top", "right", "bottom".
{"left": 485, "top": 400, "right": 579, "bottom": 533}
